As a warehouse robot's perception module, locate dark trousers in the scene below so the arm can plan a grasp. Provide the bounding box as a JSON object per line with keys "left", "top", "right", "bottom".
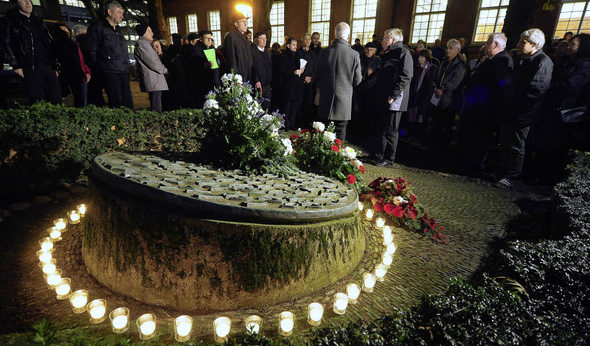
{"left": 149, "top": 91, "right": 163, "bottom": 113}
{"left": 87, "top": 74, "right": 105, "bottom": 106}
{"left": 376, "top": 110, "right": 402, "bottom": 162}
{"left": 69, "top": 81, "right": 87, "bottom": 107}
{"left": 103, "top": 72, "right": 133, "bottom": 108}
{"left": 497, "top": 123, "right": 530, "bottom": 180}
{"left": 23, "top": 65, "right": 61, "bottom": 104}
{"left": 430, "top": 106, "right": 456, "bottom": 148}
{"left": 297, "top": 83, "right": 315, "bottom": 129}
{"left": 283, "top": 99, "right": 300, "bottom": 130}
{"left": 463, "top": 114, "right": 496, "bottom": 171}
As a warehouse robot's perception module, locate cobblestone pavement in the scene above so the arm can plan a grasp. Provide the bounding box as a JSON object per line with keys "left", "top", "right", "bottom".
{"left": 0, "top": 143, "right": 551, "bottom": 343}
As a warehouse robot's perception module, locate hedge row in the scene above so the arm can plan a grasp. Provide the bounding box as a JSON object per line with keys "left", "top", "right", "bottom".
{"left": 0, "top": 103, "right": 204, "bottom": 195}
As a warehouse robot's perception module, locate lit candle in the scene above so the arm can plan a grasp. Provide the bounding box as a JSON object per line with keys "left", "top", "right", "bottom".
{"left": 307, "top": 303, "right": 323, "bottom": 326}
{"left": 333, "top": 293, "right": 348, "bottom": 315}
{"left": 385, "top": 242, "right": 397, "bottom": 256}
{"left": 77, "top": 204, "right": 86, "bottom": 216}
{"left": 357, "top": 202, "right": 364, "bottom": 211}
{"left": 365, "top": 208, "right": 374, "bottom": 220}
{"left": 109, "top": 307, "right": 130, "bottom": 333}
{"left": 42, "top": 260, "right": 57, "bottom": 275}
{"left": 214, "top": 317, "right": 231, "bottom": 342}
{"left": 44, "top": 269, "right": 62, "bottom": 288}
{"left": 244, "top": 315, "right": 262, "bottom": 335}
{"left": 69, "top": 289, "right": 88, "bottom": 313}
{"left": 37, "top": 250, "right": 52, "bottom": 264}
{"left": 55, "top": 278, "right": 71, "bottom": 300}
{"left": 376, "top": 217, "right": 385, "bottom": 228}
{"left": 382, "top": 253, "right": 393, "bottom": 267}
{"left": 68, "top": 210, "right": 80, "bottom": 224}
{"left": 346, "top": 283, "right": 361, "bottom": 304}
{"left": 278, "top": 311, "right": 294, "bottom": 336}
{"left": 362, "top": 272, "right": 376, "bottom": 292}
{"left": 47, "top": 227, "right": 62, "bottom": 241}
{"left": 88, "top": 299, "right": 107, "bottom": 323}
{"left": 174, "top": 315, "right": 193, "bottom": 342}
{"left": 375, "top": 264, "right": 387, "bottom": 282}
{"left": 40, "top": 237, "right": 53, "bottom": 252}
{"left": 383, "top": 225, "right": 392, "bottom": 239}
{"left": 53, "top": 218, "right": 67, "bottom": 231}
{"left": 137, "top": 313, "right": 157, "bottom": 340}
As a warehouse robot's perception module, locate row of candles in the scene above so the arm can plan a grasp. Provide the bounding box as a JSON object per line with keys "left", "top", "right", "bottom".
{"left": 36, "top": 201, "right": 396, "bottom": 342}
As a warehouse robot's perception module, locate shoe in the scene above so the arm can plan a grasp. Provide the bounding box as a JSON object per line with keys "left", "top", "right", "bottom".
{"left": 494, "top": 178, "right": 512, "bottom": 189}
{"left": 375, "top": 160, "right": 393, "bottom": 167}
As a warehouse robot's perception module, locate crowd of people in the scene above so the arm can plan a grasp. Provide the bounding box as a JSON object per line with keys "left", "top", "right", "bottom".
{"left": 2, "top": 0, "right": 589, "bottom": 187}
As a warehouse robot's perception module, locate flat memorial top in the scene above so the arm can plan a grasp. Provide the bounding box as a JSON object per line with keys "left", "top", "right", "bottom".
{"left": 92, "top": 152, "right": 359, "bottom": 223}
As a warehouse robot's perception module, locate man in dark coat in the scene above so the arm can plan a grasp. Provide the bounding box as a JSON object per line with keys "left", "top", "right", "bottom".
{"left": 352, "top": 41, "right": 380, "bottom": 138}
{"left": 182, "top": 32, "right": 203, "bottom": 108}
{"left": 54, "top": 23, "right": 92, "bottom": 107}
{"left": 251, "top": 31, "right": 272, "bottom": 110}
{"left": 494, "top": 28, "right": 553, "bottom": 189}
{"left": 429, "top": 39, "right": 465, "bottom": 148}
{"left": 222, "top": 12, "right": 253, "bottom": 82}
{"left": 86, "top": 1, "right": 133, "bottom": 108}
{"left": 280, "top": 37, "right": 305, "bottom": 130}
{"left": 462, "top": 33, "right": 514, "bottom": 175}
{"left": 310, "top": 32, "right": 322, "bottom": 57}
{"left": 372, "top": 28, "right": 413, "bottom": 166}
{"left": 296, "top": 33, "right": 317, "bottom": 129}
{"left": 1, "top": 0, "right": 61, "bottom": 104}
{"left": 315, "top": 22, "right": 362, "bottom": 140}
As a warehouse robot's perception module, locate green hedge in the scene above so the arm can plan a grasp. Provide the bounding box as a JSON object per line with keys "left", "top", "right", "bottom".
{"left": 0, "top": 103, "right": 204, "bottom": 195}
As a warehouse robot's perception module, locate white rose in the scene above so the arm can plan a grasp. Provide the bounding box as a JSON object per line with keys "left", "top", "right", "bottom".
{"left": 323, "top": 131, "right": 336, "bottom": 142}
{"left": 233, "top": 74, "right": 243, "bottom": 84}
{"left": 312, "top": 121, "right": 325, "bottom": 132}
{"left": 281, "top": 138, "right": 293, "bottom": 156}
{"left": 353, "top": 159, "right": 363, "bottom": 168}
{"left": 344, "top": 146, "right": 357, "bottom": 159}
{"left": 203, "top": 99, "right": 219, "bottom": 110}
{"left": 393, "top": 196, "right": 407, "bottom": 206}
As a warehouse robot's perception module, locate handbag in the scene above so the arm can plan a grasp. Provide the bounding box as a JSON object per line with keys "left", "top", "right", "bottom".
{"left": 560, "top": 105, "right": 589, "bottom": 124}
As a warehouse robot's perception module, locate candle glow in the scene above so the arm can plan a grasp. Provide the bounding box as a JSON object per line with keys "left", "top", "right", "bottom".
{"left": 346, "top": 283, "right": 361, "bottom": 303}
{"left": 333, "top": 293, "right": 348, "bottom": 315}
{"left": 69, "top": 290, "right": 88, "bottom": 313}
{"left": 109, "top": 307, "right": 130, "bottom": 333}
{"left": 174, "top": 315, "right": 193, "bottom": 342}
{"left": 77, "top": 204, "right": 86, "bottom": 216}
{"left": 385, "top": 242, "right": 397, "bottom": 256}
{"left": 88, "top": 299, "right": 107, "bottom": 323}
{"left": 362, "top": 272, "right": 376, "bottom": 292}
{"left": 55, "top": 278, "right": 71, "bottom": 299}
{"left": 68, "top": 210, "right": 80, "bottom": 224}
{"left": 382, "top": 253, "right": 393, "bottom": 266}
{"left": 137, "top": 313, "right": 157, "bottom": 340}
{"left": 279, "top": 311, "right": 294, "bottom": 336}
{"left": 214, "top": 317, "right": 231, "bottom": 342}
{"left": 365, "top": 208, "right": 374, "bottom": 220}
{"left": 244, "top": 315, "right": 262, "bottom": 335}
{"left": 40, "top": 238, "right": 53, "bottom": 252}
{"left": 357, "top": 202, "right": 364, "bottom": 211}
{"left": 307, "top": 303, "right": 323, "bottom": 326}
{"left": 45, "top": 270, "right": 62, "bottom": 287}
{"left": 376, "top": 217, "right": 385, "bottom": 228}
{"left": 53, "top": 218, "right": 67, "bottom": 231}
{"left": 375, "top": 264, "right": 387, "bottom": 281}
{"left": 37, "top": 250, "right": 52, "bottom": 264}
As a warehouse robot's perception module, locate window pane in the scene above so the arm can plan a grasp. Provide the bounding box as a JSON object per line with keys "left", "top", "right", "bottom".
{"left": 411, "top": 0, "right": 448, "bottom": 43}
{"left": 554, "top": 1, "right": 590, "bottom": 38}
{"left": 310, "top": 22, "right": 330, "bottom": 46}
{"left": 187, "top": 14, "right": 198, "bottom": 33}
{"left": 168, "top": 17, "right": 178, "bottom": 34}
{"left": 310, "top": 0, "right": 331, "bottom": 43}
{"left": 209, "top": 10, "right": 221, "bottom": 31}
{"left": 474, "top": 0, "right": 509, "bottom": 42}
{"left": 351, "top": 0, "right": 377, "bottom": 43}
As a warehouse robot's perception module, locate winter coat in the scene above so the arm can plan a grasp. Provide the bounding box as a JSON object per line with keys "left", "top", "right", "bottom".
{"left": 549, "top": 57, "right": 590, "bottom": 110}
{"left": 375, "top": 41, "right": 413, "bottom": 112}
{"left": 222, "top": 29, "right": 253, "bottom": 82}
{"left": 435, "top": 55, "right": 465, "bottom": 110}
{"left": 280, "top": 48, "right": 303, "bottom": 101}
{"left": 251, "top": 45, "right": 272, "bottom": 87}
{"left": 1, "top": 8, "right": 55, "bottom": 70}
{"left": 134, "top": 37, "right": 168, "bottom": 92}
{"left": 86, "top": 18, "right": 129, "bottom": 73}
{"left": 315, "top": 38, "right": 362, "bottom": 121}
{"left": 409, "top": 62, "right": 439, "bottom": 111}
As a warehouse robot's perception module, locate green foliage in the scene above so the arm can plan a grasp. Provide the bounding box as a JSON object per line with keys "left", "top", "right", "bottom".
{"left": 31, "top": 318, "right": 56, "bottom": 345}
{"left": 225, "top": 331, "right": 289, "bottom": 345}
{"left": 200, "top": 73, "right": 296, "bottom": 176}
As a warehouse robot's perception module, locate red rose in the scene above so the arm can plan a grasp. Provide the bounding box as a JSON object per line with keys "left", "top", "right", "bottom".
{"left": 383, "top": 203, "right": 395, "bottom": 215}
{"left": 410, "top": 193, "right": 418, "bottom": 204}
{"left": 374, "top": 203, "right": 384, "bottom": 212}
{"left": 332, "top": 145, "right": 340, "bottom": 152}
{"left": 335, "top": 139, "right": 342, "bottom": 146}
{"left": 347, "top": 174, "right": 356, "bottom": 184}
{"left": 300, "top": 129, "right": 310, "bottom": 134}
{"left": 360, "top": 166, "right": 365, "bottom": 174}
{"left": 392, "top": 206, "right": 404, "bottom": 218}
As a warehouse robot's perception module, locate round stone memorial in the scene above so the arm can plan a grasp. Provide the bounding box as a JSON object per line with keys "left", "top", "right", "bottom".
{"left": 83, "top": 152, "right": 366, "bottom": 312}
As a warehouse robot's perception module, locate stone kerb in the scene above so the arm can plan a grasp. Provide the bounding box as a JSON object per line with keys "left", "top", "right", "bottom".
{"left": 83, "top": 152, "right": 366, "bottom": 312}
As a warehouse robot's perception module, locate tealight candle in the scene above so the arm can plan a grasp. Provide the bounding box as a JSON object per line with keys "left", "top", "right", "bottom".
{"left": 77, "top": 204, "right": 86, "bottom": 216}
{"left": 55, "top": 278, "right": 71, "bottom": 300}
{"left": 383, "top": 225, "right": 392, "bottom": 238}
{"left": 47, "top": 227, "right": 62, "bottom": 241}
{"left": 385, "top": 242, "right": 397, "bottom": 256}
{"left": 109, "top": 307, "right": 130, "bottom": 333}
{"left": 278, "top": 311, "right": 294, "bottom": 336}
{"left": 88, "top": 299, "right": 107, "bottom": 323}
{"left": 36, "top": 250, "right": 53, "bottom": 264}
{"left": 213, "top": 317, "right": 231, "bottom": 342}
{"left": 375, "top": 264, "right": 388, "bottom": 281}
{"left": 357, "top": 202, "right": 364, "bottom": 211}
{"left": 346, "top": 283, "right": 361, "bottom": 304}
{"left": 174, "top": 315, "right": 193, "bottom": 342}
{"left": 44, "top": 269, "right": 62, "bottom": 288}
{"left": 365, "top": 208, "right": 374, "bottom": 220}
{"left": 382, "top": 253, "right": 393, "bottom": 267}
{"left": 68, "top": 210, "right": 80, "bottom": 224}
{"left": 383, "top": 232, "right": 394, "bottom": 246}
{"left": 307, "top": 303, "right": 323, "bottom": 326}
{"left": 39, "top": 237, "right": 53, "bottom": 252}
{"left": 69, "top": 289, "right": 89, "bottom": 313}
{"left": 376, "top": 217, "right": 385, "bottom": 228}
{"left": 42, "top": 259, "right": 57, "bottom": 275}
{"left": 362, "top": 272, "right": 376, "bottom": 292}
{"left": 333, "top": 293, "right": 348, "bottom": 315}
{"left": 53, "top": 218, "right": 67, "bottom": 231}
{"left": 137, "top": 313, "right": 157, "bottom": 340}
{"left": 244, "top": 315, "right": 262, "bottom": 335}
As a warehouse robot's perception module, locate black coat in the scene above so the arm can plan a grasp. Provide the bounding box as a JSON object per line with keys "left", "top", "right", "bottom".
{"left": 549, "top": 57, "right": 590, "bottom": 110}
{"left": 297, "top": 47, "right": 317, "bottom": 81}
{"left": 358, "top": 55, "right": 380, "bottom": 91}
{"left": 435, "top": 55, "right": 465, "bottom": 110}
{"left": 86, "top": 18, "right": 129, "bottom": 73}
{"left": 251, "top": 45, "right": 272, "bottom": 86}
{"left": 509, "top": 50, "right": 553, "bottom": 127}
{"left": 222, "top": 29, "right": 253, "bottom": 82}
{"left": 53, "top": 33, "right": 85, "bottom": 84}
{"left": 280, "top": 49, "right": 303, "bottom": 101}
{"left": 375, "top": 42, "right": 413, "bottom": 111}
{"left": 463, "top": 50, "right": 514, "bottom": 121}
{"left": 409, "top": 62, "right": 439, "bottom": 111}
{"left": 1, "top": 8, "right": 55, "bottom": 70}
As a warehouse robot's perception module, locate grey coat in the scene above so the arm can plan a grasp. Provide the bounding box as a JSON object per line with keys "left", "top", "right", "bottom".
{"left": 436, "top": 55, "right": 465, "bottom": 110}
{"left": 134, "top": 37, "right": 168, "bottom": 92}
{"left": 315, "top": 39, "right": 362, "bottom": 121}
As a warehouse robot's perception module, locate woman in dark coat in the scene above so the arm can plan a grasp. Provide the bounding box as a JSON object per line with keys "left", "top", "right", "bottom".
{"left": 54, "top": 23, "right": 91, "bottom": 107}
{"left": 407, "top": 49, "right": 439, "bottom": 140}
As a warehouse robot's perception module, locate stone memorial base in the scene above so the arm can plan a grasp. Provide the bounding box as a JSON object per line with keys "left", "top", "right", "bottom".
{"left": 83, "top": 153, "right": 366, "bottom": 312}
